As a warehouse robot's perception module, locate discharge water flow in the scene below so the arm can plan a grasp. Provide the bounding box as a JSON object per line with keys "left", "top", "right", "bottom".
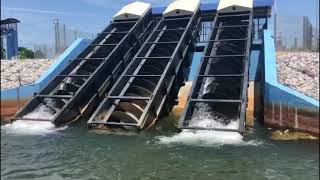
{"left": 2, "top": 105, "right": 66, "bottom": 135}
{"left": 159, "top": 75, "right": 260, "bottom": 146}
{"left": 158, "top": 102, "right": 249, "bottom": 146}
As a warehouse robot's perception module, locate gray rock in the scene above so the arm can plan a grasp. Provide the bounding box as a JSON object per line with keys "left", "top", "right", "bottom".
{"left": 1, "top": 59, "right": 54, "bottom": 89}
{"left": 276, "top": 52, "right": 319, "bottom": 100}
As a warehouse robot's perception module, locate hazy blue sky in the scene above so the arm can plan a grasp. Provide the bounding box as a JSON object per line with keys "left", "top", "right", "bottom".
{"left": 1, "top": 0, "right": 319, "bottom": 48}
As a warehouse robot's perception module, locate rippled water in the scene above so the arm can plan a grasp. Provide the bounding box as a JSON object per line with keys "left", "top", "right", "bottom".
{"left": 1, "top": 118, "right": 319, "bottom": 180}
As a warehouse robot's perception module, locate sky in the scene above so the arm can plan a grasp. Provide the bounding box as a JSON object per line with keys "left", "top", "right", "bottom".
{"left": 1, "top": 0, "right": 319, "bottom": 48}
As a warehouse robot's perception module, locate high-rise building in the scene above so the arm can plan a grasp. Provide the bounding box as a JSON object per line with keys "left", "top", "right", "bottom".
{"left": 302, "top": 16, "right": 313, "bottom": 50}
{"left": 276, "top": 15, "right": 313, "bottom": 51}
{"left": 276, "top": 31, "right": 285, "bottom": 51}
{"left": 314, "top": 0, "right": 319, "bottom": 51}
{"left": 293, "top": 37, "right": 298, "bottom": 50}
{"left": 312, "top": 27, "right": 319, "bottom": 51}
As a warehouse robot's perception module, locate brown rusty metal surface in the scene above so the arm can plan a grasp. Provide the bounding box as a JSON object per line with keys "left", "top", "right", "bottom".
{"left": 1, "top": 99, "right": 29, "bottom": 120}
{"left": 264, "top": 103, "right": 319, "bottom": 137}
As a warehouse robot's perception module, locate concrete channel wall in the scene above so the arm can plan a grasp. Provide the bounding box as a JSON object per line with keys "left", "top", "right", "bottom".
{"left": 263, "top": 30, "right": 319, "bottom": 136}
{"left": 246, "top": 47, "right": 263, "bottom": 126}
{"left": 1, "top": 39, "right": 91, "bottom": 121}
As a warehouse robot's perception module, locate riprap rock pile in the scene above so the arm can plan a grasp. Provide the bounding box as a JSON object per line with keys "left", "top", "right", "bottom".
{"left": 1, "top": 59, "right": 54, "bottom": 89}
{"left": 276, "top": 52, "right": 319, "bottom": 100}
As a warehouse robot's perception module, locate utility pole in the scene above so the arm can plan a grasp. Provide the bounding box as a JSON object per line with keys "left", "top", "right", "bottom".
{"left": 274, "top": 0, "right": 277, "bottom": 48}
{"left": 63, "top": 24, "right": 67, "bottom": 50}
{"left": 317, "top": 0, "right": 319, "bottom": 30}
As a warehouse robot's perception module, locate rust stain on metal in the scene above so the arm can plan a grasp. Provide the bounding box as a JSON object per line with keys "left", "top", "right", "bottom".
{"left": 1, "top": 99, "right": 30, "bottom": 120}
{"left": 264, "top": 103, "right": 319, "bottom": 137}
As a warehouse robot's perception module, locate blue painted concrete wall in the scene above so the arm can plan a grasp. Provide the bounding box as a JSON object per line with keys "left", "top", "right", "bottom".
{"left": 249, "top": 50, "right": 262, "bottom": 81}
{"left": 1, "top": 38, "right": 91, "bottom": 101}
{"left": 263, "top": 30, "right": 319, "bottom": 108}
{"left": 6, "top": 31, "right": 19, "bottom": 59}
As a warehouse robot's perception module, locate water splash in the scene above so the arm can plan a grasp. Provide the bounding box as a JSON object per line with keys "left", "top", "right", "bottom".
{"left": 1, "top": 105, "right": 67, "bottom": 135}
{"left": 158, "top": 103, "right": 262, "bottom": 146}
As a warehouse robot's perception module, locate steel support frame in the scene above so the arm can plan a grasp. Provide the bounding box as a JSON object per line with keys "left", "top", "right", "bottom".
{"left": 87, "top": 15, "right": 168, "bottom": 125}
{"left": 138, "top": 13, "right": 201, "bottom": 128}
{"left": 13, "top": 11, "right": 154, "bottom": 126}
{"left": 179, "top": 11, "right": 253, "bottom": 133}
{"left": 88, "top": 11, "right": 201, "bottom": 130}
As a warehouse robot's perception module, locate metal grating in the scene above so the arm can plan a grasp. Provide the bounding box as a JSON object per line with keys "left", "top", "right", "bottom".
{"left": 12, "top": 10, "right": 155, "bottom": 126}
{"left": 179, "top": 11, "right": 253, "bottom": 133}
{"left": 87, "top": 12, "right": 202, "bottom": 131}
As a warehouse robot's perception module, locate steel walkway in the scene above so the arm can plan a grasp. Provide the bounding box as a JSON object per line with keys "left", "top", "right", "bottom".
{"left": 87, "top": 11, "right": 201, "bottom": 131}
{"left": 12, "top": 9, "right": 154, "bottom": 126}
{"left": 179, "top": 11, "right": 253, "bottom": 133}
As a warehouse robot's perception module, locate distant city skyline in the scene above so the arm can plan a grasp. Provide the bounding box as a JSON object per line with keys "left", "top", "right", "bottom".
{"left": 1, "top": 0, "right": 319, "bottom": 48}
{"left": 275, "top": 15, "right": 317, "bottom": 51}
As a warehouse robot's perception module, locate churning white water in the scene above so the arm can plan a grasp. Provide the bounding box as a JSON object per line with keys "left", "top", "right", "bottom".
{"left": 1, "top": 105, "right": 66, "bottom": 135}
{"left": 158, "top": 103, "right": 260, "bottom": 146}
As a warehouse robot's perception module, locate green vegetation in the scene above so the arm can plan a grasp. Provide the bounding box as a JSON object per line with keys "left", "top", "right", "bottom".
{"left": 34, "top": 50, "right": 46, "bottom": 58}
{"left": 18, "top": 47, "right": 34, "bottom": 59}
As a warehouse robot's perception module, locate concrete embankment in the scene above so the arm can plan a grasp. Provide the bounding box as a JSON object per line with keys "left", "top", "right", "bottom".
{"left": 1, "top": 59, "right": 53, "bottom": 122}
{"left": 0, "top": 39, "right": 92, "bottom": 121}
{"left": 272, "top": 52, "right": 319, "bottom": 140}
{"left": 263, "top": 31, "right": 319, "bottom": 137}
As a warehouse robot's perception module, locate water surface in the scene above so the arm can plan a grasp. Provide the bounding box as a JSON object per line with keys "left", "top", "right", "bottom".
{"left": 1, "top": 119, "right": 319, "bottom": 180}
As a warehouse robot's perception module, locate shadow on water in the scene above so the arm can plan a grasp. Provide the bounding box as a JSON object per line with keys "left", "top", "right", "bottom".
{"left": 1, "top": 115, "right": 319, "bottom": 180}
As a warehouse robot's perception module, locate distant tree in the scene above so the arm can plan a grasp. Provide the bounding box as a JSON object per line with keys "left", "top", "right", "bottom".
{"left": 1, "top": 48, "right": 6, "bottom": 59}
{"left": 18, "top": 47, "right": 34, "bottom": 59}
{"left": 34, "top": 50, "right": 46, "bottom": 58}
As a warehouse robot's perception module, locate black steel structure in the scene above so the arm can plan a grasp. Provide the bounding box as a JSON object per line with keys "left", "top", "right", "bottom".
{"left": 179, "top": 10, "right": 253, "bottom": 133}
{"left": 12, "top": 10, "right": 155, "bottom": 126}
{"left": 87, "top": 10, "right": 201, "bottom": 131}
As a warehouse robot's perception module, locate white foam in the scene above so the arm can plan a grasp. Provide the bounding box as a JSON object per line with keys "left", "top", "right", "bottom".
{"left": 158, "top": 103, "right": 262, "bottom": 146}
{"left": 158, "top": 130, "right": 243, "bottom": 146}
{"left": 1, "top": 105, "right": 67, "bottom": 135}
